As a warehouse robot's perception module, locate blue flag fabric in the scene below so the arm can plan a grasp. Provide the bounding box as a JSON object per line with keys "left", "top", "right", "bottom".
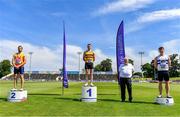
{"left": 63, "top": 22, "right": 68, "bottom": 88}
{"left": 116, "top": 21, "right": 125, "bottom": 84}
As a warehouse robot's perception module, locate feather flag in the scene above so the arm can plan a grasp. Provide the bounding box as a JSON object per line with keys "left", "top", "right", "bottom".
{"left": 116, "top": 20, "right": 125, "bottom": 84}
{"left": 62, "top": 22, "right": 68, "bottom": 88}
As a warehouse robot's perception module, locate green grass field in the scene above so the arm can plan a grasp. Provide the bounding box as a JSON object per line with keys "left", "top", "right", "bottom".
{"left": 0, "top": 81, "right": 180, "bottom": 116}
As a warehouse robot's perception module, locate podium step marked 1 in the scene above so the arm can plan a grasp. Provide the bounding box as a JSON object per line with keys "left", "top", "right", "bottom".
{"left": 8, "top": 90, "right": 27, "bottom": 102}
{"left": 81, "top": 86, "right": 97, "bottom": 102}
{"left": 155, "top": 97, "right": 174, "bottom": 105}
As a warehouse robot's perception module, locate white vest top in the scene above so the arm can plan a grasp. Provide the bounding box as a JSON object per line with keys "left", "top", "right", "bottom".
{"left": 157, "top": 55, "right": 169, "bottom": 71}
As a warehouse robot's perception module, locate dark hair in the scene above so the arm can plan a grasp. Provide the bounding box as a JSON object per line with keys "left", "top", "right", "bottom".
{"left": 87, "top": 44, "right": 91, "bottom": 46}
{"left": 18, "top": 45, "right": 23, "bottom": 48}
{"left": 158, "top": 46, "right": 164, "bottom": 50}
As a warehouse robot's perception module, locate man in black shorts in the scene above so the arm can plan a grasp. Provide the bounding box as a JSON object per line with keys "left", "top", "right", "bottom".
{"left": 83, "top": 44, "right": 95, "bottom": 86}
{"left": 154, "top": 47, "right": 172, "bottom": 98}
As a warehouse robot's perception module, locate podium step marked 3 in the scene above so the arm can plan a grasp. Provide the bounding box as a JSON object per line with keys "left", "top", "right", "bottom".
{"left": 155, "top": 97, "right": 174, "bottom": 105}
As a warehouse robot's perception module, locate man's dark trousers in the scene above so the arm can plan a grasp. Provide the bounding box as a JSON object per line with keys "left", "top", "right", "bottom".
{"left": 120, "top": 78, "right": 132, "bottom": 101}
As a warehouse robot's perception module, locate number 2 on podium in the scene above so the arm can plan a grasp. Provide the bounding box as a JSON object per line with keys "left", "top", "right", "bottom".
{"left": 87, "top": 88, "right": 92, "bottom": 97}
{"left": 11, "top": 93, "right": 16, "bottom": 98}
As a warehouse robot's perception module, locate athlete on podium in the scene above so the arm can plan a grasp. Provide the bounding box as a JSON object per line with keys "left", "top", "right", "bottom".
{"left": 12, "top": 45, "right": 26, "bottom": 91}
{"left": 83, "top": 44, "right": 95, "bottom": 87}
{"left": 154, "top": 47, "right": 172, "bottom": 98}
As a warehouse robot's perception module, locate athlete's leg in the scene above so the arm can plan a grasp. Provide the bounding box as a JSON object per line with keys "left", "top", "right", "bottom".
{"left": 84, "top": 63, "right": 89, "bottom": 85}
{"left": 13, "top": 67, "right": 19, "bottom": 89}
{"left": 164, "top": 72, "right": 170, "bottom": 97}
{"left": 158, "top": 72, "right": 163, "bottom": 97}
{"left": 13, "top": 74, "right": 18, "bottom": 89}
{"left": 84, "top": 69, "right": 89, "bottom": 86}
{"left": 165, "top": 81, "right": 170, "bottom": 97}
{"left": 86, "top": 69, "right": 89, "bottom": 81}
{"left": 19, "top": 67, "right": 25, "bottom": 90}
{"left": 20, "top": 74, "right": 24, "bottom": 89}
{"left": 90, "top": 69, "right": 94, "bottom": 86}
{"left": 90, "top": 69, "right": 93, "bottom": 83}
{"left": 158, "top": 81, "right": 163, "bottom": 96}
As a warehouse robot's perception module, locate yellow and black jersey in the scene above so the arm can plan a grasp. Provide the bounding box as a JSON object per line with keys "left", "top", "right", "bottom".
{"left": 83, "top": 50, "right": 95, "bottom": 63}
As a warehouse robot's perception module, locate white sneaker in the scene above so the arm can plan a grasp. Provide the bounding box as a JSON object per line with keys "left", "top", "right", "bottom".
{"left": 84, "top": 83, "right": 88, "bottom": 87}
{"left": 19, "top": 88, "right": 24, "bottom": 91}
{"left": 90, "top": 83, "right": 94, "bottom": 87}
{"left": 11, "top": 88, "right": 17, "bottom": 91}
{"left": 157, "top": 95, "right": 162, "bottom": 98}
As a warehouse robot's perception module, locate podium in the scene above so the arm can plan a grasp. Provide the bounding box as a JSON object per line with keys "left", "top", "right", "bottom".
{"left": 155, "top": 97, "right": 174, "bottom": 105}
{"left": 8, "top": 90, "right": 27, "bottom": 102}
{"left": 81, "top": 86, "right": 97, "bottom": 102}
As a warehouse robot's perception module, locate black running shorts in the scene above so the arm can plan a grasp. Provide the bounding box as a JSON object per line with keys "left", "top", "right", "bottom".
{"left": 158, "top": 71, "right": 169, "bottom": 82}
{"left": 85, "top": 62, "right": 93, "bottom": 69}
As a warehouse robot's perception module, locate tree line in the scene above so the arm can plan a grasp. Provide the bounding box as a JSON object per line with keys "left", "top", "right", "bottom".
{"left": 142, "top": 54, "right": 180, "bottom": 78}
{"left": 94, "top": 54, "right": 180, "bottom": 78}
{"left": 0, "top": 54, "right": 179, "bottom": 78}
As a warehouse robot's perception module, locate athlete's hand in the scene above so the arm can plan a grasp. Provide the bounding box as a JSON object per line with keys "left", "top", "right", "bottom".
{"left": 15, "top": 65, "right": 20, "bottom": 69}
{"left": 11, "top": 63, "right": 15, "bottom": 67}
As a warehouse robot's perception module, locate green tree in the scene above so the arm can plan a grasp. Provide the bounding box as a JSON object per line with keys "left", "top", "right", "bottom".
{"left": 0, "top": 60, "right": 12, "bottom": 78}
{"left": 169, "top": 54, "right": 180, "bottom": 77}
{"left": 94, "top": 64, "right": 102, "bottom": 71}
{"left": 142, "top": 63, "right": 153, "bottom": 78}
{"left": 94, "top": 58, "right": 112, "bottom": 72}
{"left": 133, "top": 72, "right": 143, "bottom": 77}
{"left": 129, "top": 59, "right": 134, "bottom": 65}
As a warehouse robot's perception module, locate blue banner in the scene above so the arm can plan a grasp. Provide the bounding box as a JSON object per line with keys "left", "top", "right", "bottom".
{"left": 63, "top": 22, "right": 68, "bottom": 88}
{"left": 116, "top": 21, "right": 125, "bottom": 84}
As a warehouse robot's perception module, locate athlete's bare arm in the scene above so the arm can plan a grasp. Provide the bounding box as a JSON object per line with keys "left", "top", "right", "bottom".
{"left": 83, "top": 52, "right": 86, "bottom": 62}
{"left": 20, "top": 56, "right": 26, "bottom": 67}
{"left": 12, "top": 55, "right": 16, "bottom": 67}
{"left": 154, "top": 57, "right": 157, "bottom": 69}
{"left": 93, "top": 53, "right": 95, "bottom": 62}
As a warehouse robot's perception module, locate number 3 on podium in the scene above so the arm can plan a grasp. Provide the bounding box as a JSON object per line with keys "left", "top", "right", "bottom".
{"left": 166, "top": 99, "right": 169, "bottom": 104}
{"left": 11, "top": 92, "right": 16, "bottom": 99}
{"left": 87, "top": 88, "right": 92, "bottom": 97}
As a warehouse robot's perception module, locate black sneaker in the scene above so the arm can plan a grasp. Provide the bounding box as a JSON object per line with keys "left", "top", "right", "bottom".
{"left": 121, "top": 100, "right": 125, "bottom": 102}
{"left": 167, "top": 96, "right": 172, "bottom": 98}
{"left": 129, "top": 98, "right": 132, "bottom": 103}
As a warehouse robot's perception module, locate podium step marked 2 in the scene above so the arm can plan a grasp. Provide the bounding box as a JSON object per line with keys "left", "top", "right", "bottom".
{"left": 81, "top": 86, "right": 97, "bottom": 102}
{"left": 155, "top": 97, "right": 174, "bottom": 105}
{"left": 8, "top": 90, "right": 27, "bottom": 102}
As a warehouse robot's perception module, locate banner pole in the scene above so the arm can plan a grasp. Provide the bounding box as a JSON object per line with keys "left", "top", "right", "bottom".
{"left": 61, "top": 21, "right": 69, "bottom": 95}
{"left": 62, "top": 78, "right": 64, "bottom": 96}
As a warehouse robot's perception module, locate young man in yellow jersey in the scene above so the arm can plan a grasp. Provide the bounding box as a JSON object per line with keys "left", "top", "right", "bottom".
{"left": 83, "top": 44, "right": 95, "bottom": 86}
{"left": 12, "top": 45, "right": 26, "bottom": 91}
